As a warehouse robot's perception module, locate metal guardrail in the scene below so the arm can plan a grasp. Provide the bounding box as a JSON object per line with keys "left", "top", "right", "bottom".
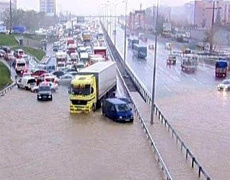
{"left": 117, "top": 68, "right": 173, "bottom": 180}
{"left": 104, "top": 23, "right": 173, "bottom": 180}
{"left": 153, "top": 106, "right": 211, "bottom": 180}
{"left": 0, "top": 83, "right": 16, "bottom": 97}
{"left": 102, "top": 22, "right": 211, "bottom": 180}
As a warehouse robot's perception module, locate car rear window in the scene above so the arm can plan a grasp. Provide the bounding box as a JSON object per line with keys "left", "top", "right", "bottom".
{"left": 39, "top": 86, "right": 51, "bottom": 91}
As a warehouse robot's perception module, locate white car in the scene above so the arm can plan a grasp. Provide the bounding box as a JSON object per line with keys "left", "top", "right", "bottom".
{"left": 217, "top": 80, "right": 230, "bottom": 91}
{"left": 17, "top": 76, "right": 36, "bottom": 91}
{"left": 32, "top": 82, "right": 58, "bottom": 93}
{"left": 58, "top": 74, "right": 74, "bottom": 85}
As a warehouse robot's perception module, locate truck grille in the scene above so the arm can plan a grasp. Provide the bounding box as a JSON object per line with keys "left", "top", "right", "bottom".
{"left": 71, "top": 100, "right": 88, "bottom": 105}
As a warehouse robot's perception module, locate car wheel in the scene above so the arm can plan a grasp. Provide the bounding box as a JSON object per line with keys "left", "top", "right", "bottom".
{"left": 50, "top": 96, "right": 53, "bottom": 101}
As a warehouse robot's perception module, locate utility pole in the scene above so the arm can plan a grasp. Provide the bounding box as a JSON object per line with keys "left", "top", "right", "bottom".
{"left": 9, "top": 0, "right": 12, "bottom": 34}
{"left": 109, "top": 5, "right": 112, "bottom": 37}
{"left": 114, "top": 4, "right": 117, "bottom": 47}
{"left": 150, "top": 2, "right": 159, "bottom": 125}
{"left": 123, "top": 0, "right": 128, "bottom": 63}
{"left": 206, "top": 1, "right": 221, "bottom": 52}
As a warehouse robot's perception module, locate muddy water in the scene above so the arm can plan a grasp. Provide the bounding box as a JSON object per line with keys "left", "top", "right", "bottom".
{"left": 0, "top": 87, "right": 163, "bottom": 180}
{"left": 157, "top": 89, "right": 230, "bottom": 180}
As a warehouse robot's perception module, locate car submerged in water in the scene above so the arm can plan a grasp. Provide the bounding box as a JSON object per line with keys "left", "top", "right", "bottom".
{"left": 102, "top": 98, "right": 133, "bottom": 123}
{"left": 37, "top": 82, "right": 53, "bottom": 101}
{"left": 217, "top": 79, "right": 230, "bottom": 91}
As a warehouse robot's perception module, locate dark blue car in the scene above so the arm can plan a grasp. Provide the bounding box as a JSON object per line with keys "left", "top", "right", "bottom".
{"left": 102, "top": 98, "right": 133, "bottom": 123}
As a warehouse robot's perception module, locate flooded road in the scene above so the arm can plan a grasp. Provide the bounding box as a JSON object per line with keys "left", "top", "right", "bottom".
{"left": 0, "top": 86, "right": 163, "bottom": 180}
{"left": 107, "top": 23, "right": 230, "bottom": 179}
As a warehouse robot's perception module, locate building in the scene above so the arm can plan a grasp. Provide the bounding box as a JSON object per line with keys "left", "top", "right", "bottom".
{"left": 40, "top": 0, "right": 56, "bottom": 16}
{"left": 194, "top": 0, "right": 230, "bottom": 29}
{"left": 128, "top": 10, "right": 145, "bottom": 30}
{"left": 171, "top": 2, "right": 194, "bottom": 26}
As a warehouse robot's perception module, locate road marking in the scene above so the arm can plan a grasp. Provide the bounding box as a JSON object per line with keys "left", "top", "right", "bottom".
{"left": 192, "top": 78, "right": 198, "bottom": 82}
{"left": 164, "top": 85, "right": 172, "bottom": 92}
{"left": 144, "top": 66, "right": 149, "bottom": 71}
{"left": 175, "top": 68, "right": 181, "bottom": 75}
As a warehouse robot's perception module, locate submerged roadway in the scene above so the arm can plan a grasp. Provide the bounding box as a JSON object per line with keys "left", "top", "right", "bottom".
{"left": 0, "top": 40, "right": 164, "bottom": 179}
{"left": 107, "top": 21, "right": 230, "bottom": 180}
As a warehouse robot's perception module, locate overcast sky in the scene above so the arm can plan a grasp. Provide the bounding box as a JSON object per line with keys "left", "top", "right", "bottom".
{"left": 18, "top": 0, "right": 192, "bottom": 15}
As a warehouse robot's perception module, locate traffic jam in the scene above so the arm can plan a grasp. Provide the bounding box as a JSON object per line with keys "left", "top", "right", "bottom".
{"left": 8, "top": 19, "right": 133, "bottom": 123}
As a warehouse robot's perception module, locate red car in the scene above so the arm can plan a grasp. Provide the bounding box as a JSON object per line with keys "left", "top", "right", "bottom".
{"left": 31, "top": 70, "right": 48, "bottom": 78}
{"left": 4, "top": 53, "right": 15, "bottom": 61}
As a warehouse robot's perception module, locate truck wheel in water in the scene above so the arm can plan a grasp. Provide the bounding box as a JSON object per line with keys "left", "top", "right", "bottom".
{"left": 92, "top": 103, "right": 96, "bottom": 112}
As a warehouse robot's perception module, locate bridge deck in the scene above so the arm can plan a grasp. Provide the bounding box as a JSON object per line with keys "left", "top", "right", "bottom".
{"left": 130, "top": 91, "right": 199, "bottom": 180}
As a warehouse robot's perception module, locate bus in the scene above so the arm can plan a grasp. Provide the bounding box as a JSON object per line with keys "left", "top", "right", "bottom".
{"left": 133, "top": 44, "right": 147, "bottom": 59}
{"left": 215, "top": 60, "right": 228, "bottom": 78}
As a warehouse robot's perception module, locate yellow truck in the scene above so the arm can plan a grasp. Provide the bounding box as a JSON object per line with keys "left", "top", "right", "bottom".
{"left": 69, "top": 61, "right": 116, "bottom": 113}
{"left": 82, "top": 31, "right": 91, "bottom": 42}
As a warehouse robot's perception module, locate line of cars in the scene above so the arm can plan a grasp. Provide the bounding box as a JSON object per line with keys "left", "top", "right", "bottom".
{"left": 16, "top": 68, "right": 59, "bottom": 101}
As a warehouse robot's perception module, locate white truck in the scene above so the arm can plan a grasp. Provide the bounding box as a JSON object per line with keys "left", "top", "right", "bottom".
{"left": 69, "top": 61, "right": 116, "bottom": 113}
{"left": 56, "top": 52, "right": 67, "bottom": 70}
{"left": 181, "top": 55, "right": 198, "bottom": 73}
{"left": 15, "top": 58, "right": 26, "bottom": 75}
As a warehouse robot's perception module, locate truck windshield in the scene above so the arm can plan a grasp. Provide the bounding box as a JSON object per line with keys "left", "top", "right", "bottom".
{"left": 72, "top": 84, "right": 91, "bottom": 95}
{"left": 28, "top": 79, "right": 36, "bottom": 84}
{"left": 17, "top": 63, "right": 25, "bottom": 66}
{"left": 58, "top": 64, "right": 65, "bottom": 67}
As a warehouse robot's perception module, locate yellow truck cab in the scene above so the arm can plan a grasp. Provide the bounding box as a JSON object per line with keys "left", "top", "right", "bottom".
{"left": 69, "top": 61, "right": 116, "bottom": 113}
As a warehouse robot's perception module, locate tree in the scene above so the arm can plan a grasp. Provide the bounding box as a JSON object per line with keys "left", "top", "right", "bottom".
{"left": 2, "top": 9, "right": 59, "bottom": 31}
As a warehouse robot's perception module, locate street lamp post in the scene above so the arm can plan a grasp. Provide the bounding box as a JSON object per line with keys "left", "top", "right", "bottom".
{"left": 109, "top": 5, "right": 112, "bottom": 37}
{"left": 106, "top": 1, "right": 110, "bottom": 32}
{"left": 114, "top": 3, "right": 118, "bottom": 47}
{"left": 150, "top": 2, "right": 159, "bottom": 125}
{"left": 9, "top": 0, "right": 12, "bottom": 34}
{"left": 123, "top": 0, "right": 128, "bottom": 63}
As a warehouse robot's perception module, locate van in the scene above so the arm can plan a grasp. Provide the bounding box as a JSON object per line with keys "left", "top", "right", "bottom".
{"left": 102, "top": 98, "right": 133, "bottom": 123}
{"left": 17, "top": 76, "right": 36, "bottom": 91}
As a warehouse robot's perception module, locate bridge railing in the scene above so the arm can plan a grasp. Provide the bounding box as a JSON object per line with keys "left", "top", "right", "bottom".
{"left": 153, "top": 106, "right": 211, "bottom": 180}
{"left": 0, "top": 83, "right": 16, "bottom": 97}
{"left": 107, "top": 37, "right": 173, "bottom": 180}
{"left": 101, "top": 22, "right": 211, "bottom": 180}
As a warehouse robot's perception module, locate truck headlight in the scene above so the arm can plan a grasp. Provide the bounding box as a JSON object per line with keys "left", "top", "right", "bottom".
{"left": 119, "top": 116, "right": 122, "bottom": 119}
